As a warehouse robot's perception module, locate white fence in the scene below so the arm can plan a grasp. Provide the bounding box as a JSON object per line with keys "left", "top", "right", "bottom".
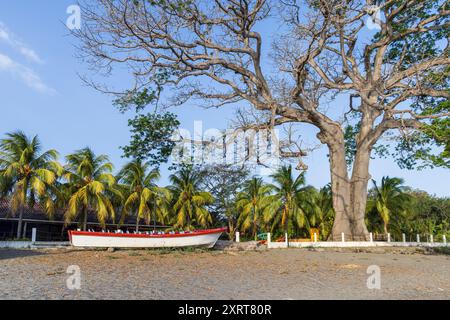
{"left": 237, "top": 232, "right": 450, "bottom": 249}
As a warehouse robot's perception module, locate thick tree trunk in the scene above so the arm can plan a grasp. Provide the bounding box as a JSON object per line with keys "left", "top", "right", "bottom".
{"left": 327, "top": 136, "right": 370, "bottom": 241}
{"left": 82, "top": 207, "right": 88, "bottom": 231}
{"left": 136, "top": 213, "right": 140, "bottom": 233}
{"left": 187, "top": 210, "right": 191, "bottom": 230}
{"left": 283, "top": 207, "right": 289, "bottom": 235}
{"left": 253, "top": 206, "right": 258, "bottom": 241}
{"left": 349, "top": 146, "right": 371, "bottom": 240}
{"left": 228, "top": 219, "right": 235, "bottom": 241}
{"left": 16, "top": 206, "right": 25, "bottom": 239}
{"left": 328, "top": 146, "right": 353, "bottom": 241}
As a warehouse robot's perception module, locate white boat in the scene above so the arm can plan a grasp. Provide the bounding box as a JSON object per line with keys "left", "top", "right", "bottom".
{"left": 68, "top": 228, "right": 227, "bottom": 249}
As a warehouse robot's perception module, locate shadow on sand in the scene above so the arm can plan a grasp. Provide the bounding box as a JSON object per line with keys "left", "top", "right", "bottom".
{"left": 0, "top": 249, "right": 46, "bottom": 261}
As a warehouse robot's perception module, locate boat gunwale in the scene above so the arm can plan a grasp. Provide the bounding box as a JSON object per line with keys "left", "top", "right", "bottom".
{"left": 68, "top": 227, "right": 227, "bottom": 239}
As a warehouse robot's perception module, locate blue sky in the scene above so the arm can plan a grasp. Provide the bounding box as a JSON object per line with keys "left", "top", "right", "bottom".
{"left": 0, "top": 1, "right": 448, "bottom": 196}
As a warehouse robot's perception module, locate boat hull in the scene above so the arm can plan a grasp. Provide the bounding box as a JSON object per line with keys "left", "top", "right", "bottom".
{"left": 68, "top": 228, "right": 226, "bottom": 249}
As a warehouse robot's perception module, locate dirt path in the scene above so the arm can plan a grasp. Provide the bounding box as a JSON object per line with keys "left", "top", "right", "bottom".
{"left": 0, "top": 248, "right": 449, "bottom": 300}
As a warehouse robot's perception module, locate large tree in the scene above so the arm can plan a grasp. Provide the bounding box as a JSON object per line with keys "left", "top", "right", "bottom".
{"left": 198, "top": 164, "right": 250, "bottom": 240}
{"left": 75, "top": 0, "right": 449, "bottom": 240}
{"left": 121, "top": 112, "right": 180, "bottom": 169}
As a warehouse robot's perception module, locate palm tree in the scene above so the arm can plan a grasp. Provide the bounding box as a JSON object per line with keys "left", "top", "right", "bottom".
{"left": 368, "top": 176, "right": 411, "bottom": 234}
{"left": 0, "top": 131, "right": 62, "bottom": 238}
{"left": 266, "top": 165, "right": 309, "bottom": 236}
{"left": 109, "top": 183, "right": 131, "bottom": 226}
{"left": 236, "top": 177, "right": 273, "bottom": 241}
{"left": 63, "top": 148, "right": 118, "bottom": 231}
{"left": 304, "top": 185, "right": 335, "bottom": 239}
{"left": 169, "top": 167, "right": 213, "bottom": 230}
{"left": 117, "top": 159, "right": 171, "bottom": 232}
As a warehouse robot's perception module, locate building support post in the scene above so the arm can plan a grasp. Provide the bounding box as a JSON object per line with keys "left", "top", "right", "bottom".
{"left": 31, "top": 228, "right": 37, "bottom": 243}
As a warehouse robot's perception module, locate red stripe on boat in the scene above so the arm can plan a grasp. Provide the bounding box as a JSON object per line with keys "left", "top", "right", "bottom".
{"left": 68, "top": 228, "right": 227, "bottom": 239}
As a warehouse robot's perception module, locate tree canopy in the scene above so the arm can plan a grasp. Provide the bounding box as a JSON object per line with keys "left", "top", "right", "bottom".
{"left": 73, "top": 0, "right": 449, "bottom": 240}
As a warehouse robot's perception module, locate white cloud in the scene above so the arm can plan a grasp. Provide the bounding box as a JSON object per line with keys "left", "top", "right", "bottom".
{"left": 0, "top": 22, "right": 54, "bottom": 95}
{"left": 0, "top": 53, "right": 56, "bottom": 95}
{"left": 0, "top": 28, "right": 10, "bottom": 41}
{"left": 0, "top": 22, "right": 44, "bottom": 64}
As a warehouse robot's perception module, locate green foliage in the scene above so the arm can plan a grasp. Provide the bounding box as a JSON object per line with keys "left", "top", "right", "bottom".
{"left": 373, "top": 0, "right": 449, "bottom": 169}
{"left": 406, "top": 190, "right": 450, "bottom": 237}
{"left": 1, "top": 130, "right": 447, "bottom": 241}
{"left": 345, "top": 98, "right": 449, "bottom": 170}
{"left": 303, "top": 184, "right": 335, "bottom": 240}
{"left": 265, "top": 166, "right": 310, "bottom": 235}
{"left": 63, "top": 148, "right": 119, "bottom": 229}
{"left": 367, "top": 177, "right": 411, "bottom": 234}
{"left": 116, "top": 159, "right": 171, "bottom": 228}
{"left": 344, "top": 125, "right": 358, "bottom": 166}
{"left": 113, "top": 69, "right": 173, "bottom": 113}
{"left": 235, "top": 168, "right": 336, "bottom": 240}
{"left": 169, "top": 166, "right": 214, "bottom": 229}
{"left": 344, "top": 1, "right": 449, "bottom": 169}
{"left": 121, "top": 112, "right": 180, "bottom": 168}
{"left": 0, "top": 131, "right": 62, "bottom": 222}
{"left": 378, "top": 0, "right": 448, "bottom": 69}
{"left": 114, "top": 88, "right": 159, "bottom": 114}
{"left": 236, "top": 177, "right": 273, "bottom": 241}
{"left": 393, "top": 99, "right": 450, "bottom": 170}
{"left": 112, "top": 70, "right": 179, "bottom": 168}
{"left": 344, "top": 123, "right": 390, "bottom": 167}
{"left": 198, "top": 164, "right": 250, "bottom": 238}
{"left": 366, "top": 178, "right": 449, "bottom": 240}
{"left": 0, "top": 173, "right": 13, "bottom": 198}
{"left": 147, "top": 0, "right": 193, "bottom": 12}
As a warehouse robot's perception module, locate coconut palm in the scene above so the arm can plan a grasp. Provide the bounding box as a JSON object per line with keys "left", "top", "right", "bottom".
{"left": 304, "top": 184, "right": 335, "bottom": 239}
{"left": 368, "top": 177, "right": 411, "bottom": 234}
{"left": 109, "top": 183, "right": 131, "bottom": 226}
{"left": 169, "top": 167, "right": 213, "bottom": 230}
{"left": 0, "top": 131, "right": 62, "bottom": 238}
{"left": 266, "top": 165, "right": 309, "bottom": 236}
{"left": 236, "top": 177, "right": 273, "bottom": 240}
{"left": 117, "top": 159, "right": 171, "bottom": 232}
{"left": 63, "top": 148, "right": 118, "bottom": 230}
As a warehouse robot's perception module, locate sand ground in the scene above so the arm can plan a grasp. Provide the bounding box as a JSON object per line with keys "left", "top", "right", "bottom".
{"left": 0, "top": 247, "right": 449, "bottom": 300}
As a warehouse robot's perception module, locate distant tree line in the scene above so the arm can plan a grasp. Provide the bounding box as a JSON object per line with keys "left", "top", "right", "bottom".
{"left": 0, "top": 131, "right": 448, "bottom": 241}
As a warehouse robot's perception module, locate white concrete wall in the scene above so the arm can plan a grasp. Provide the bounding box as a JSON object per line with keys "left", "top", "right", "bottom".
{"left": 267, "top": 242, "right": 289, "bottom": 249}
{"left": 0, "top": 241, "right": 33, "bottom": 249}
{"left": 0, "top": 241, "right": 70, "bottom": 249}
{"left": 265, "top": 232, "right": 449, "bottom": 249}
{"left": 268, "top": 241, "right": 450, "bottom": 249}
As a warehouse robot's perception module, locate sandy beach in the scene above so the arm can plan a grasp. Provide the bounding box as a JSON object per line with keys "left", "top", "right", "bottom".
{"left": 0, "top": 247, "right": 449, "bottom": 300}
